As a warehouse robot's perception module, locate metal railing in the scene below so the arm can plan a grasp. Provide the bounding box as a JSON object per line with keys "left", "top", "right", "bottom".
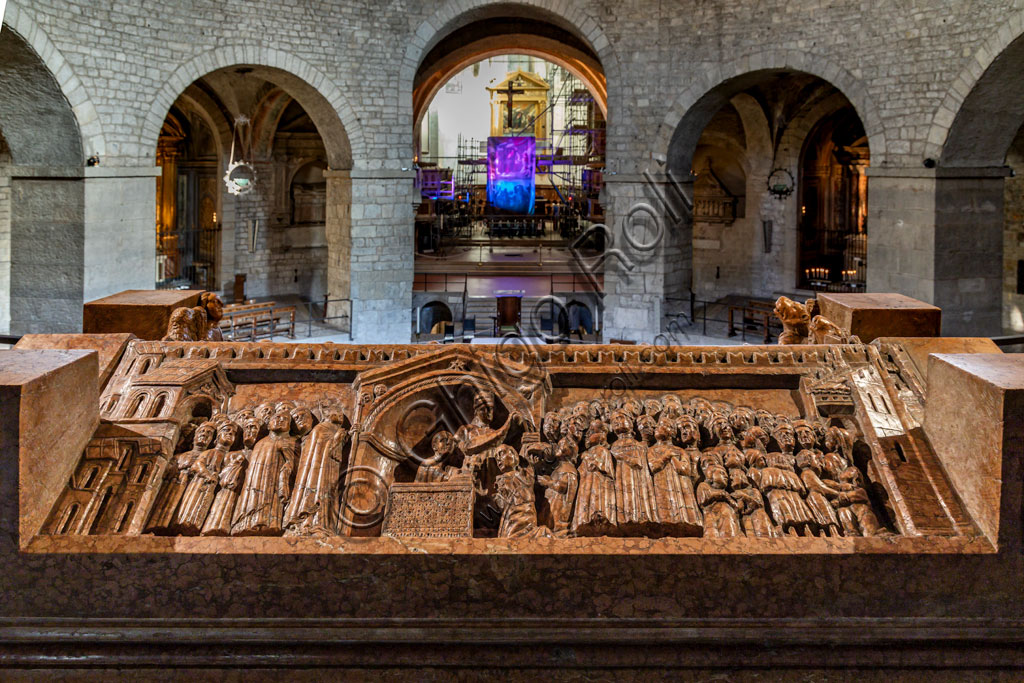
{"left": 664, "top": 294, "right": 781, "bottom": 343}
{"left": 301, "top": 296, "right": 353, "bottom": 341}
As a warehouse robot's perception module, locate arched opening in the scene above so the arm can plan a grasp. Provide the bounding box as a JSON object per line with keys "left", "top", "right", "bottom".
{"left": 797, "top": 107, "right": 869, "bottom": 291}
{"left": 411, "top": 13, "right": 608, "bottom": 343}
{"left": 149, "top": 394, "right": 168, "bottom": 418}
{"left": 420, "top": 301, "right": 453, "bottom": 336}
{"left": 0, "top": 28, "right": 84, "bottom": 335}
{"left": 89, "top": 487, "right": 113, "bottom": 534}
{"left": 81, "top": 467, "right": 99, "bottom": 490}
{"left": 114, "top": 502, "right": 134, "bottom": 534}
{"left": 666, "top": 70, "right": 871, "bottom": 309}
{"left": 153, "top": 65, "right": 352, "bottom": 320}
{"left": 941, "top": 32, "right": 1024, "bottom": 334}
{"left": 55, "top": 503, "right": 79, "bottom": 535}
{"left": 127, "top": 394, "right": 146, "bottom": 419}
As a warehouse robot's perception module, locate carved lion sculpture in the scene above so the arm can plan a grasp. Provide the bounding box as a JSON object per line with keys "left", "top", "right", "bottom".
{"left": 774, "top": 296, "right": 811, "bottom": 344}
{"left": 163, "top": 292, "right": 225, "bottom": 342}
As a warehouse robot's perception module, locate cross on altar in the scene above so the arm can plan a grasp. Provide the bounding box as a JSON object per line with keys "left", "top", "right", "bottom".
{"left": 501, "top": 79, "right": 526, "bottom": 130}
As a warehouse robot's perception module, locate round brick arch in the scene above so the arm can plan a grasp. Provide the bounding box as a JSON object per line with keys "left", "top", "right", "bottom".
{"left": 926, "top": 13, "right": 1024, "bottom": 166}
{"left": 401, "top": 0, "right": 621, "bottom": 125}
{"left": 139, "top": 45, "right": 366, "bottom": 170}
{"left": 653, "top": 50, "right": 887, "bottom": 173}
{"left": 2, "top": 2, "right": 104, "bottom": 159}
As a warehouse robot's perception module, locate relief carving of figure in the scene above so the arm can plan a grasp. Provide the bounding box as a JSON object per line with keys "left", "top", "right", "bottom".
{"left": 796, "top": 449, "right": 842, "bottom": 537}
{"left": 201, "top": 422, "right": 250, "bottom": 537}
{"left": 836, "top": 466, "right": 888, "bottom": 536}
{"left": 536, "top": 438, "right": 579, "bottom": 536}
{"left": 176, "top": 420, "right": 237, "bottom": 534}
{"left": 610, "top": 411, "right": 659, "bottom": 533}
{"left": 146, "top": 420, "right": 216, "bottom": 533}
{"left": 571, "top": 419, "right": 617, "bottom": 536}
{"left": 647, "top": 417, "right": 702, "bottom": 536}
{"left": 493, "top": 445, "right": 544, "bottom": 538}
{"left": 232, "top": 408, "right": 298, "bottom": 536}
{"left": 696, "top": 462, "right": 742, "bottom": 537}
{"left": 284, "top": 407, "right": 349, "bottom": 535}
{"left": 414, "top": 430, "right": 458, "bottom": 483}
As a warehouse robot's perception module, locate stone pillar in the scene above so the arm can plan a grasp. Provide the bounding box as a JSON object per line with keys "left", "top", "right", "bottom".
{"left": 7, "top": 166, "right": 84, "bottom": 335}
{"left": 329, "top": 169, "right": 416, "bottom": 343}
{"left": 83, "top": 167, "right": 161, "bottom": 302}
{"left": 867, "top": 167, "right": 1009, "bottom": 336}
{"left": 600, "top": 174, "right": 689, "bottom": 343}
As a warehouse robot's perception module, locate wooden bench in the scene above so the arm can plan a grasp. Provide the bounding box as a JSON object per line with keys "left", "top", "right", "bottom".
{"left": 727, "top": 299, "right": 779, "bottom": 343}
{"left": 219, "top": 303, "right": 295, "bottom": 341}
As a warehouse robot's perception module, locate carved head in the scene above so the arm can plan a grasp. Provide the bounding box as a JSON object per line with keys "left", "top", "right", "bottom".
{"left": 621, "top": 398, "right": 643, "bottom": 418}
{"left": 825, "top": 425, "right": 852, "bottom": 457}
{"left": 542, "top": 412, "right": 561, "bottom": 442}
{"left": 473, "top": 391, "right": 494, "bottom": 423}
{"left": 793, "top": 420, "right": 817, "bottom": 451}
{"left": 774, "top": 296, "right": 811, "bottom": 326}
{"left": 643, "top": 398, "right": 663, "bottom": 418}
{"left": 555, "top": 437, "right": 578, "bottom": 463}
{"left": 586, "top": 419, "right": 608, "bottom": 447}
{"left": 242, "top": 416, "right": 262, "bottom": 448}
{"left": 233, "top": 409, "right": 256, "bottom": 424}
{"left": 740, "top": 426, "right": 770, "bottom": 451}
{"left": 588, "top": 400, "right": 605, "bottom": 420}
{"left": 754, "top": 409, "right": 777, "bottom": 432}
{"left": 431, "top": 430, "right": 455, "bottom": 457}
{"left": 795, "top": 448, "right": 821, "bottom": 474}
{"left": 705, "top": 463, "right": 729, "bottom": 489}
{"left": 216, "top": 421, "right": 240, "bottom": 449}
{"left": 745, "top": 448, "right": 768, "bottom": 469}
{"left": 495, "top": 444, "right": 519, "bottom": 473}
{"left": 772, "top": 422, "right": 796, "bottom": 452}
{"left": 677, "top": 415, "right": 699, "bottom": 446}
{"left": 610, "top": 411, "right": 633, "bottom": 436}
{"left": 255, "top": 403, "right": 274, "bottom": 426}
{"left": 290, "top": 407, "right": 315, "bottom": 437}
{"left": 728, "top": 406, "right": 755, "bottom": 433}
{"left": 636, "top": 415, "right": 656, "bottom": 443}
{"left": 654, "top": 418, "right": 675, "bottom": 443}
{"left": 269, "top": 409, "right": 292, "bottom": 434}
{"left": 709, "top": 413, "right": 734, "bottom": 445}
{"left": 194, "top": 421, "right": 217, "bottom": 450}
{"left": 201, "top": 292, "right": 224, "bottom": 324}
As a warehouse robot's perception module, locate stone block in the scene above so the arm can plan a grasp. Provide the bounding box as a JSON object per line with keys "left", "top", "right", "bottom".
{"left": 0, "top": 349, "right": 98, "bottom": 546}
{"left": 818, "top": 293, "right": 941, "bottom": 342}
{"left": 83, "top": 289, "right": 203, "bottom": 340}
{"left": 14, "top": 332, "right": 135, "bottom": 390}
{"left": 874, "top": 336, "right": 1002, "bottom": 384}
{"left": 924, "top": 353, "right": 1024, "bottom": 550}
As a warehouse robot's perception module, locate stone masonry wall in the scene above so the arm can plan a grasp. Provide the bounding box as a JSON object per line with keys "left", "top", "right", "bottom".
{"left": 3, "top": 0, "right": 1024, "bottom": 339}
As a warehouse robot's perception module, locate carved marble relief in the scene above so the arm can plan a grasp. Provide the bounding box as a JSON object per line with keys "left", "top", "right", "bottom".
{"left": 42, "top": 341, "right": 978, "bottom": 544}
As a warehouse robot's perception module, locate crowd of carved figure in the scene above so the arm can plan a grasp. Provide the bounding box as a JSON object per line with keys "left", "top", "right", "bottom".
{"left": 147, "top": 401, "right": 348, "bottom": 537}
{"left": 145, "top": 391, "right": 889, "bottom": 540}
{"left": 417, "top": 393, "right": 891, "bottom": 539}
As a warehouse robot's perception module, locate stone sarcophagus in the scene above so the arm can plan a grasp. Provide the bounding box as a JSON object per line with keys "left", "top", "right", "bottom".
{"left": 13, "top": 337, "right": 1012, "bottom": 555}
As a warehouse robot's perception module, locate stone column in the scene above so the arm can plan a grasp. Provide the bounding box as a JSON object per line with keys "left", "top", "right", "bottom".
{"left": 7, "top": 166, "right": 84, "bottom": 334}
{"left": 83, "top": 167, "right": 161, "bottom": 302}
{"left": 867, "top": 167, "right": 1009, "bottom": 336}
{"left": 327, "top": 169, "right": 416, "bottom": 343}
{"left": 600, "top": 173, "right": 690, "bottom": 343}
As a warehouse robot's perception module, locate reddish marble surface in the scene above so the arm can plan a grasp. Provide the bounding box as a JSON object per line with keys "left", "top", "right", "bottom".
{"left": 818, "top": 293, "right": 942, "bottom": 342}
{"left": 925, "top": 353, "right": 1024, "bottom": 550}
{"left": 14, "top": 333, "right": 134, "bottom": 390}
{"left": 83, "top": 289, "right": 203, "bottom": 341}
{"left": 875, "top": 336, "right": 1001, "bottom": 384}
{"left": 0, "top": 350, "right": 98, "bottom": 544}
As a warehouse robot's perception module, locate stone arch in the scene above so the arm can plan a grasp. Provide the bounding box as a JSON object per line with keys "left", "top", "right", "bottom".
{"left": 656, "top": 51, "right": 886, "bottom": 173}
{"left": 930, "top": 15, "right": 1024, "bottom": 166}
{"left": 140, "top": 46, "right": 365, "bottom": 170}
{"left": 403, "top": 0, "right": 621, "bottom": 129}
{"left": 2, "top": 2, "right": 105, "bottom": 158}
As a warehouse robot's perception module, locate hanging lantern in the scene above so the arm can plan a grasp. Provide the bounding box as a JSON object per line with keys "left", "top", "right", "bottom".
{"left": 224, "top": 115, "right": 257, "bottom": 196}
{"left": 766, "top": 168, "right": 795, "bottom": 200}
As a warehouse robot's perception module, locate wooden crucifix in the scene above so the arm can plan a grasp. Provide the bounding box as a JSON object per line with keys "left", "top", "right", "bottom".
{"left": 501, "top": 79, "right": 526, "bottom": 130}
